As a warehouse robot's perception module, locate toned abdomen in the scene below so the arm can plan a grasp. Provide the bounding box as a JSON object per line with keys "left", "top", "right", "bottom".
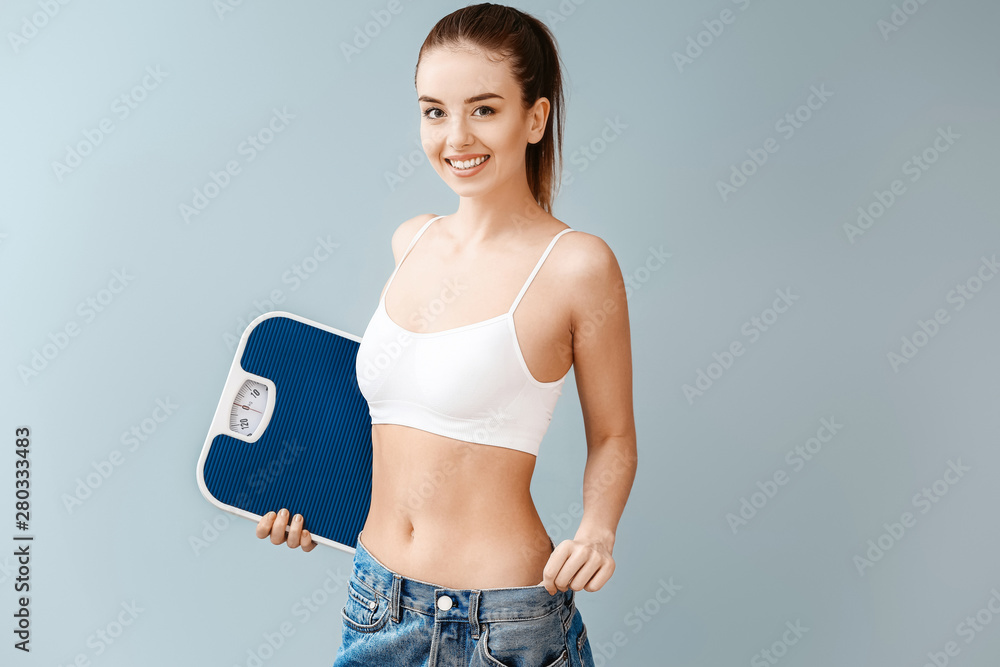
{"left": 358, "top": 424, "right": 554, "bottom": 589}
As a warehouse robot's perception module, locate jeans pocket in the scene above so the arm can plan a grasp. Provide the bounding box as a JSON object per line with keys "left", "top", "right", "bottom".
{"left": 476, "top": 611, "right": 569, "bottom": 667}
{"left": 341, "top": 578, "right": 390, "bottom": 633}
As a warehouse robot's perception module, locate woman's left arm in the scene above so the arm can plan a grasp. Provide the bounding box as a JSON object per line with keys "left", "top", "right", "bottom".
{"left": 542, "top": 234, "right": 638, "bottom": 595}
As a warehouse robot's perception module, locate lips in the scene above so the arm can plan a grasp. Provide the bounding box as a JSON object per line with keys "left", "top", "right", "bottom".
{"left": 446, "top": 155, "right": 490, "bottom": 170}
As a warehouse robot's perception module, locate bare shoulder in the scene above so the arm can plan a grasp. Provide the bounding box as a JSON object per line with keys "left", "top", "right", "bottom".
{"left": 554, "top": 226, "right": 622, "bottom": 285}
{"left": 550, "top": 225, "right": 627, "bottom": 325}
{"left": 390, "top": 213, "right": 439, "bottom": 264}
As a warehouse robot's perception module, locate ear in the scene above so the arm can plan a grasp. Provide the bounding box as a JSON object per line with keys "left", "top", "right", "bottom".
{"left": 527, "top": 97, "right": 550, "bottom": 145}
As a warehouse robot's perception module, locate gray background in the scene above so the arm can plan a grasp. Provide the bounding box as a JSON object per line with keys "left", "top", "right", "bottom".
{"left": 2, "top": 0, "right": 999, "bottom": 665}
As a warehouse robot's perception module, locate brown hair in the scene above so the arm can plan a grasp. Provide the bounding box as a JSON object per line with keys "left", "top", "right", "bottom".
{"left": 415, "top": 3, "right": 567, "bottom": 214}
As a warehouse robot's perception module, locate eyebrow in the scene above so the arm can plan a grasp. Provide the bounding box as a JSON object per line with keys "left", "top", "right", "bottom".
{"left": 418, "top": 93, "right": 504, "bottom": 105}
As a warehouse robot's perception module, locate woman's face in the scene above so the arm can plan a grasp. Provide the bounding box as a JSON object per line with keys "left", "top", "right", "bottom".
{"left": 416, "top": 44, "right": 547, "bottom": 198}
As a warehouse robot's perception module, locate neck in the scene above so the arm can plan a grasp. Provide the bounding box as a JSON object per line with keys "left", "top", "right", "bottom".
{"left": 449, "top": 176, "right": 548, "bottom": 246}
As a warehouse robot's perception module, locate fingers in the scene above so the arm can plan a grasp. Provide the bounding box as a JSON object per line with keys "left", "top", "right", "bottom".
{"left": 292, "top": 522, "right": 316, "bottom": 552}
{"left": 541, "top": 542, "right": 569, "bottom": 595}
{"left": 569, "top": 554, "right": 605, "bottom": 592}
{"left": 300, "top": 529, "right": 316, "bottom": 553}
{"left": 552, "top": 546, "right": 592, "bottom": 593}
{"left": 257, "top": 510, "right": 315, "bottom": 551}
{"left": 542, "top": 540, "right": 616, "bottom": 594}
{"left": 270, "top": 509, "right": 290, "bottom": 545}
{"left": 256, "top": 511, "right": 276, "bottom": 539}
{"left": 582, "top": 559, "right": 615, "bottom": 592}
{"left": 287, "top": 514, "right": 304, "bottom": 549}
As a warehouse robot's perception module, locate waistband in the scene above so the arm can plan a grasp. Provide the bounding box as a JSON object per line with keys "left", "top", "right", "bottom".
{"left": 351, "top": 531, "right": 573, "bottom": 631}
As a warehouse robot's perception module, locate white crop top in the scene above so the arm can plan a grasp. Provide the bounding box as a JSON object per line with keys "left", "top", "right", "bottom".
{"left": 354, "top": 215, "right": 576, "bottom": 456}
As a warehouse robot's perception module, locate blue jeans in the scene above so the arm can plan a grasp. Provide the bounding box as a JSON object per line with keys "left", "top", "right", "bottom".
{"left": 333, "top": 531, "right": 596, "bottom": 666}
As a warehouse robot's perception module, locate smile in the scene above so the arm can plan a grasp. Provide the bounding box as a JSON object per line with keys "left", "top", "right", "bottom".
{"left": 446, "top": 155, "right": 490, "bottom": 170}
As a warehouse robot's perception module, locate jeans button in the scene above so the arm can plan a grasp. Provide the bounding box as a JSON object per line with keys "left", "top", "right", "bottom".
{"left": 437, "top": 595, "right": 453, "bottom": 610}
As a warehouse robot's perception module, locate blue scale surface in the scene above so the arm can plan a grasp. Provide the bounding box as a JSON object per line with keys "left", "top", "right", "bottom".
{"left": 201, "top": 315, "right": 372, "bottom": 550}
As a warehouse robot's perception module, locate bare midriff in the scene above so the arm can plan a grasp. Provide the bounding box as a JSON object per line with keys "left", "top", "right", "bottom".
{"left": 358, "top": 423, "right": 555, "bottom": 589}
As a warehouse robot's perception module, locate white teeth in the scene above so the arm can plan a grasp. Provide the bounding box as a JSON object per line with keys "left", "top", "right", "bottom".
{"left": 448, "top": 156, "right": 487, "bottom": 170}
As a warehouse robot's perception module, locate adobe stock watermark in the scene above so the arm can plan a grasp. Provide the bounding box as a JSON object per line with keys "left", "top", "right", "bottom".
{"left": 213, "top": 0, "right": 251, "bottom": 21}
{"left": 390, "top": 69, "right": 499, "bottom": 192}
{"left": 560, "top": 117, "right": 628, "bottom": 185}
{"left": 549, "top": 294, "right": 625, "bottom": 370}
{"left": 624, "top": 245, "right": 671, "bottom": 300}
{"left": 717, "top": 84, "right": 834, "bottom": 203}
{"left": 590, "top": 577, "right": 683, "bottom": 667}
{"left": 401, "top": 62, "right": 624, "bottom": 191}
{"left": 543, "top": 272, "right": 632, "bottom": 374}
{"left": 358, "top": 277, "right": 499, "bottom": 513}
{"left": 222, "top": 235, "right": 342, "bottom": 351}
{"left": 17, "top": 268, "right": 135, "bottom": 386}
{"left": 844, "top": 126, "right": 960, "bottom": 244}
{"left": 521, "top": 449, "right": 638, "bottom": 565}
{"left": 340, "top": 0, "right": 416, "bottom": 63}
{"left": 353, "top": 276, "right": 470, "bottom": 382}
{"left": 886, "top": 253, "right": 997, "bottom": 373}
{"left": 231, "top": 566, "right": 353, "bottom": 667}
{"left": 51, "top": 66, "right": 168, "bottom": 182}
{"left": 55, "top": 600, "right": 144, "bottom": 666}
{"left": 682, "top": 287, "right": 800, "bottom": 405}
{"left": 920, "top": 587, "right": 1000, "bottom": 667}
{"left": 385, "top": 137, "right": 427, "bottom": 192}
{"left": 360, "top": 212, "right": 633, "bottom": 512}
{"left": 62, "top": 398, "right": 179, "bottom": 514}
{"left": 189, "top": 511, "right": 236, "bottom": 557}
{"left": 7, "top": 0, "right": 73, "bottom": 54}
{"left": 391, "top": 116, "right": 628, "bottom": 192}
{"left": 190, "top": 438, "right": 307, "bottom": 556}
{"left": 402, "top": 403, "right": 518, "bottom": 513}
{"left": 853, "top": 458, "right": 971, "bottom": 577}
{"left": 672, "top": 0, "right": 762, "bottom": 73}
{"left": 179, "top": 107, "right": 295, "bottom": 224}
{"left": 726, "top": 416, "right": 845, "bottom": 534}
{"left": 877, "top": 0, "right": 935, "bottom": 41}
{"left": 234, "top": 620, "right": 297, "bottom": 667}
{"left": 543, "top": 0, "right": 590, "bottom": 29}
{"left": 391, "top": 116, "right": 627, "bottom": 190}
{"left": 750, "top": 620, "right": 810, "bottom": 667}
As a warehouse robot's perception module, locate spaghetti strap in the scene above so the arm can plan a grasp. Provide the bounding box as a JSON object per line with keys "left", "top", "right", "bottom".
{"left": 355, "top": 219, "right": 578, "bottom": 458}
{"left": 509, "top": 228, "right": 576, "bottom": 315}
{"left": 381, "top": 215, "right": 445, "bottom": 303}
{"left": 402, "top": 215, "right": 445, "bottom": 259}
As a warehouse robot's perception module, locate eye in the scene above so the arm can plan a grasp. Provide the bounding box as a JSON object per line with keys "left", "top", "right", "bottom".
{"left": 421, "top": 106, "right": 497, "bottom": 120}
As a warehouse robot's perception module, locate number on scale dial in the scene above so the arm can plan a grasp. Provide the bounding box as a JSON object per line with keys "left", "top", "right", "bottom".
{"left": 230, "top": 379, "right": 269, "bottom": 436}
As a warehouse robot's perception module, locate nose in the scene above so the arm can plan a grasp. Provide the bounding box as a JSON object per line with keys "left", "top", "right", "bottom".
{"left": 446, "top": 115, "right": 474, "bottom": 152}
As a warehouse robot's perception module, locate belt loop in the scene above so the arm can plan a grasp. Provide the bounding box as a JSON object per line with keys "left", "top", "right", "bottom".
{"left": 391, "top": 574, "right": 401, "bottom": 623}
{"left": 469, "top": 590, "right": 482, "bottom": 639}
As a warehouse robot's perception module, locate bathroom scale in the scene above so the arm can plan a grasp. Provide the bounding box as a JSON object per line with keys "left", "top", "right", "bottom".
{"left": 195, "top": 311, "right": 372, "bottom": 555}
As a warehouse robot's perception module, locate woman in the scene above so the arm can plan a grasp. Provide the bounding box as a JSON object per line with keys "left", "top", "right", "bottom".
{"left": 256, "top": 5, "right": 636, "bottom": 665}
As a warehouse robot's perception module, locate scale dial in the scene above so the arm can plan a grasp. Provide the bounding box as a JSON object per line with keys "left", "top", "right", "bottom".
{"left": 230, "top": 379, "right": 269, "bottom": 436}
